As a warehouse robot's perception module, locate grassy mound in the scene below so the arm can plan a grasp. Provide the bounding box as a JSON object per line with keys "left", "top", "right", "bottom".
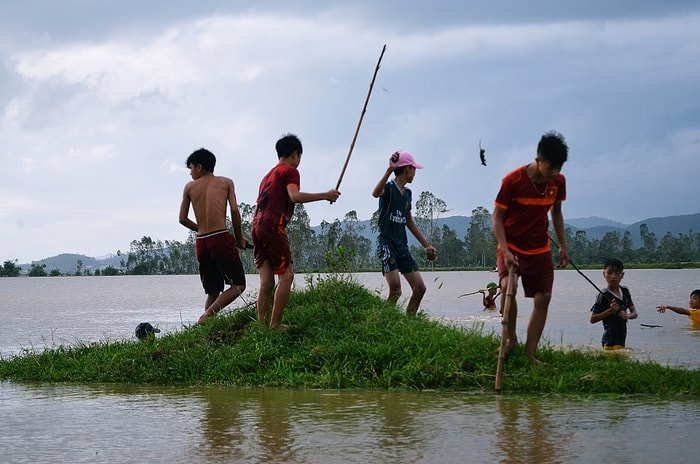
{"left": 1, "top": 276, "right": 697, "bottom": 395}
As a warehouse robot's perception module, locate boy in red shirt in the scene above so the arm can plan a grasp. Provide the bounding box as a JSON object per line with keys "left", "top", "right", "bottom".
{"left": 492, "top": 131, "right": 569, "bottom": 363}
{"left": 252, "top": 134, "right": 340, "bottom": 331}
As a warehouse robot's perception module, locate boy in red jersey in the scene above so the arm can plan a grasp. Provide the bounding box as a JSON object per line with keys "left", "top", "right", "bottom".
{"left": 252, "top": 134, "right": 340, "bottom": 331}
{"left": 179, "top": 148, "right": 250, "bottom": 325}
{"left": 492, "top": 131, "right": 569, "bottom": 363}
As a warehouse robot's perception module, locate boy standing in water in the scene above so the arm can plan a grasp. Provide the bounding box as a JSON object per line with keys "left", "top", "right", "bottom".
{"left": 480, "top": 282, "right": 500, "bottom": 310}
{"left": 493, "top": 131, "right": 569, "bottom": 363}
{"left": 372, "top": 151, "right": 437, "bottom": 316}
{"left": 590, "top": 258, "right": 638, "bottom": 350}
{"left": 179, "top": 148, "right": 249, "bottom": 325}
{"left": 657, "top": 289, "right": 700, "bottom": 327}
{"left": 252, "top": 133, "right": 340, "bottom": 331}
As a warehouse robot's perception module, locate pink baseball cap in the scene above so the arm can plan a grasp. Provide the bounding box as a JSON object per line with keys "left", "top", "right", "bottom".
{"left": 396, "top": 151, "right": 423, "bottom": 169}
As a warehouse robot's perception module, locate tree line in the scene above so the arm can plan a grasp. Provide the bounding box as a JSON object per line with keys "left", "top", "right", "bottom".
{"left": 2, "top": 191, "right": 699, "bottom": 277}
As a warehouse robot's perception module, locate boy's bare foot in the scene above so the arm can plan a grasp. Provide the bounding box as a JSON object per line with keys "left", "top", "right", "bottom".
{"left": 496, "top": 338, "right": 518, "bottom": 358}
{"left": 272, "top": 323, "right": 290, "bottom": 332}
{"left": 526, "top": 353, "right": 547, "bottom": 365}
{"left": 197, "top": 310, "right": 214, "bottom": 325}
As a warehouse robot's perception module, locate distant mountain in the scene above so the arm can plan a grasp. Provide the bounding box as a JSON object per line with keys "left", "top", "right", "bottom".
{"left": 20, "top": 253, "right": 125, "bottom": 275}
{"left": 312, "top": 212, "right": 700, "bottom": 249}
{"left": 567, "top": 212, "right": 700, "bottom": 246}
{"left": 19, "top": 212, "right": 700, "bottom": 274}
{"left": 565, "top": 216, "right": 628, "bottom": 229}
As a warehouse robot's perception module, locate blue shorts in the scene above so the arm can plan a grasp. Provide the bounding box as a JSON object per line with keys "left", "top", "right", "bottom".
{"left": 377, "top": 242, "right": 418, "bottom": 275}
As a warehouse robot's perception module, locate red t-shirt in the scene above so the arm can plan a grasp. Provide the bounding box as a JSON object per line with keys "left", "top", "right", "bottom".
{"left": 253, "top": 163, "right": 300, "bottom": 229}
{"left": 494, "top": 164, "right": 566, "bottom": 254}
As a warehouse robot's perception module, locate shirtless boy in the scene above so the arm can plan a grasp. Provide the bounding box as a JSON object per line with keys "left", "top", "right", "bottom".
{"left": 179, "top": 148, "right": 249, "bottom": 324}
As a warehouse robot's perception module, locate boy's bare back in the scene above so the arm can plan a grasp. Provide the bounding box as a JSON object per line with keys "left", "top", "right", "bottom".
{"left": 180, "top": 173, "right": 237, "bottom": 235}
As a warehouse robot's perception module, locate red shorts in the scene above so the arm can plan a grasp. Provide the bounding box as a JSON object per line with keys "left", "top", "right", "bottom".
{"left": 252, "top": 221, "right": 292, "bottom": 275}
{"left": 195, "top": 230, "right": 246, "bottom": 294}
{"left": 497, "top": 249, "right": 553, "bottom": 297}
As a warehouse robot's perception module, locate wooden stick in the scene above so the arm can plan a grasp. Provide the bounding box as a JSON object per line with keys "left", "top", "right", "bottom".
{"left": 495, "top": 264, "right": 517, "bottom": 393}
{"left": 457, "top": 290, "right": 481, "bottom": 298}
{"left": 335, "top": 44, "right": 387, "bottom": 191}
{"left": 549, "top": 235, "right": 606, "bottom": 296}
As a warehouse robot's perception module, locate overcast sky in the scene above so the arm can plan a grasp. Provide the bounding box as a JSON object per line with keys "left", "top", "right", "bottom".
{"left": 1, "top": 1, "right": 699, "bottom": 263}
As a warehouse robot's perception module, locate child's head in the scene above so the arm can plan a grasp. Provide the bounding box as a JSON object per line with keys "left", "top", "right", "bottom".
{"left": 537, "top": 130, "right": 568, "bottom": 169}
{"left": 486, "top": 282, "right": 498, "bottom": 295}
{"left": 690, "top": 290, "right": 700, "bottom": 309}
{"left": 393, "top": 151, "right": 423, "bottom": 176}
{"left": 602, "top": 258, "right": 624, "bottom": 285}
{"left": 186, "top": 148, "right": 216, "bottom": 173}
{"left": 276, "top": 133, "right": 303, "bottom": 159}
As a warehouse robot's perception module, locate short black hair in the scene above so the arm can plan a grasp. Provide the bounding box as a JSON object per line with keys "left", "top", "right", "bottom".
{"left": 691, "top": 289, "right": 700, "bottom": 299}
{"left": 603, "top": 258, "right": 624, "bottom": 272}
{"left": 537, "top": 130, "right": 568, "bottom": 168}
{"left": 393, "top": 166, "right": 408, "bottom": 176}
{"left": 186, "top": 148, "right": 216, "bottom": 172}
{"left": 275, "top": 133, "right": 303, "bottom": 159}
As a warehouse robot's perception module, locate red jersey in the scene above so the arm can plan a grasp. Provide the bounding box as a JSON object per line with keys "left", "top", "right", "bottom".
{"left": 253, "top": 163, "right": 300, "bottom": 230}
{"left": 494, "top": 164, "right": 566, "bottom": 255}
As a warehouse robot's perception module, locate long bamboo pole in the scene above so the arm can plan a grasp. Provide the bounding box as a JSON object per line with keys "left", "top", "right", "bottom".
{"left": 335, "top": 44, "right": 387, "bottom": 191}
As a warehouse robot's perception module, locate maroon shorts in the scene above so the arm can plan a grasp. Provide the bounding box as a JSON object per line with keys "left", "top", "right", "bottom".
{"left": 251, "top": 221, "right": 292, "bottom": 275}
{"left": 195, "top": 230, "right": 246, "bottom": 294}
{"left": 497, "top": 249, "right": 554, "bottom": 298}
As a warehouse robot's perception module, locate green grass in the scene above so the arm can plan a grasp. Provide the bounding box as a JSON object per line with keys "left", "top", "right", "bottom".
{"left": 1, "top": 275, "right": 697, "bottom": 395}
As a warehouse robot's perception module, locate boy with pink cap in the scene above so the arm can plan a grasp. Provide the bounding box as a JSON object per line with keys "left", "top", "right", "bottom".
{"left": 371, "top": 151, "right": 437, "bottom": 316}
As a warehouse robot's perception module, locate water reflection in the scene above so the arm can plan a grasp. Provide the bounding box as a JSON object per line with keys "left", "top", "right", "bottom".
{"left": 1, "top": 382, "right": 698, "bottom": 463}
{"left": 494, "top": 396, "right": 576, "bottom": 464}
{"left": 198, "top": 388, "right": 296, "bottom": 462}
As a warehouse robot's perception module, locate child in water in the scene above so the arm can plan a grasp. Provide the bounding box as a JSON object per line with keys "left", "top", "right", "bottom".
{"left": 656, "top": 289, "right": 700, "bottom": 327}
{"left": 590, "top": 258, "right": 638, "bottom": 350}
{"left": 479, "top": 282, "right": 500, "bottom": 310}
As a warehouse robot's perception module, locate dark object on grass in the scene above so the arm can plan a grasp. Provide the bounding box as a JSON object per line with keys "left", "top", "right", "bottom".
{"left": 479, "top": 138, "right": 486, "bottom": 166}
{"left": 135, "top": 322, "right": 161, "bottom": 340}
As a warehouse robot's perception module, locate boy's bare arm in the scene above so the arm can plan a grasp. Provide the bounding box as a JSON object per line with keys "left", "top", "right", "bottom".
{"left": 406, "top": 213, "right": 437, "bottom": 260}
{"left": 550, "top": 201, "right": 568, "bottom": 267}
{"left": 405, "top": 214, "right": 429, "bottom": 248}
{"left": 178, "top": 184, "right": 198, "bottom": 232}
{"left": 287, "top": 184, "right": 340, "bottom": 204}
{"left": 492, "top": 207, "right": 507, "bottom": 251}
{"left": 227, "top": 182, "right": 248, "bottom": 248}
{"left": 657, "top": 305, "right": 690, "bottom": 315}
{"left": 372, "top": 152, "right": 400, "bottom": 197}
{"left": 372, "top": 166, "right": 393, "bottom": 198}
{"left": 492, "top": 206, "right": 516, "bottom": 268}
{"left": 406, "top": 212, "right": 434, "bottom": 249}
{"left": 590, "top": 300, "right": 619, "bottom": 323}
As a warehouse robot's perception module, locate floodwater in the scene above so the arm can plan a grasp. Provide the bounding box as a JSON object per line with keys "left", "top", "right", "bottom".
{"left": 1, "top": 270, "right": 698, "bottom": 463}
